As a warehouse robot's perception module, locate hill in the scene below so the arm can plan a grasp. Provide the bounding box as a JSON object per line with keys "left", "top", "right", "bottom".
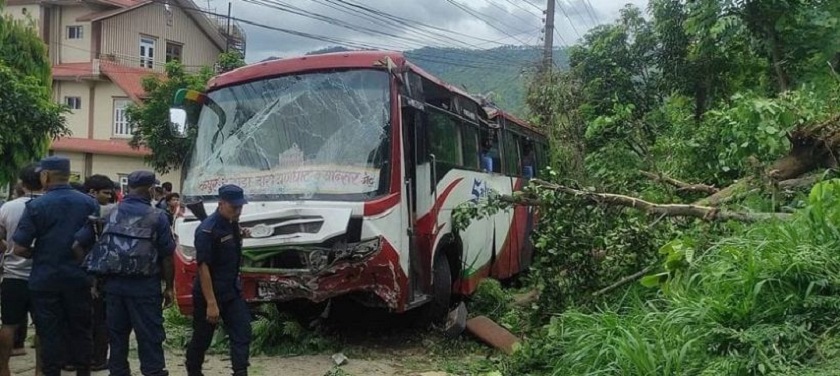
{"left": 267, "top": 46, "right": 569, "bottom": 116}
{"left": 405, "top": 46, "right": 568, "bottom": 116}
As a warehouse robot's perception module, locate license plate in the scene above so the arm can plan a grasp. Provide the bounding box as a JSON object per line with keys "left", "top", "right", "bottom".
{"left": 256, "top": 280, "right": 291, "bottom": 299}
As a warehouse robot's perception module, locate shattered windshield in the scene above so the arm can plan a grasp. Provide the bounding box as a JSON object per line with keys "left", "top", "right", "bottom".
{"left": 182, "top": 69, "right": 391, "bottom": 201}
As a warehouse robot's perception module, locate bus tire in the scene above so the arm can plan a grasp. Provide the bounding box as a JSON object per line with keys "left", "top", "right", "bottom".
{"left": 419, "top": 252, "right": 453, "bottom": 326}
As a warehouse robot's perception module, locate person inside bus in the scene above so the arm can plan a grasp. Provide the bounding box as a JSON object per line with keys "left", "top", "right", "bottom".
{"left": 480, "top": 138, "right": 493, "bottom": 173}
{"left": 521, "top": 142, "right": 536, "bottom": 179}
{"left": 479, "top": 135, "right": 502, "bottom": 174}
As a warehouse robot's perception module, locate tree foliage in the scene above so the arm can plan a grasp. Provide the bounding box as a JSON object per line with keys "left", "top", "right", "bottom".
{"left": 217, "top": 50, "right": 246, "bottom": 73}
{"left": 127, "top": 61, "right": 214, "bottom": 174}
{"left": 0, "top": 3, "right": 68, "bottom": 185}
{"left": 471, "top": 1, "right": 840, "bottom": 375}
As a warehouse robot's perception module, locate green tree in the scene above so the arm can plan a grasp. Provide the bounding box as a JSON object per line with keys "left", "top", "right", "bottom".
{"left": 0, "top": 3, "right": 68, "bottom": 185}
{"left": 127, "top": 61, "right": 213, "bottom": 174}
{"left": 217, "top": 50, "right": 246, "bottom": 73}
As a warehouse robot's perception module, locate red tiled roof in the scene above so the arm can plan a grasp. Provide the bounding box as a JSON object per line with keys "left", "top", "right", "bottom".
{"left": 52, "top": 62, "right": 97, "bottom": 80}
{"left": 52, "top": 61, "right": 161, "bottom": 102}
{"left": 50, "top": 137, "right": 150, "bottom": 157}
{"left": 99, "top": 61, "right": 161, "bottom": 102}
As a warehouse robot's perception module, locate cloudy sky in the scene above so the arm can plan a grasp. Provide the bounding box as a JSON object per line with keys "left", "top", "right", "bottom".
{"left": 203, "top": 0, "right": 647, "bottom": 63}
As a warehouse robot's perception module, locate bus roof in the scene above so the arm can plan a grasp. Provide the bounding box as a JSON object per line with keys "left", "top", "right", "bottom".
{"left": 207, "top": 50, "right": 536, "bottom": 134}
{"left": 208, "top": 50, "right": 406, "bottom": 90}
{"left": 210, "top": 51, "right": 476, "bottom": 101}
{"left": 486, "top": 108, "right": 545, "bottom": 137}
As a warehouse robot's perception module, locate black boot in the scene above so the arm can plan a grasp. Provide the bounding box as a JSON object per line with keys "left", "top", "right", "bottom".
{"left": 232, "top": 369, "right": 248, "bottom": 376}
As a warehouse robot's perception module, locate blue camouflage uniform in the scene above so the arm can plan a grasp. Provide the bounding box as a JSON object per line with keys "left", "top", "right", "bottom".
{"left": 12, "top": 156, "right": 99, "bottom": 376}
{"left": 76, "top": 171, "right": 175, "bottom": 376}
{"left": 185, "top": 185, "right": 252, "bottom": 376}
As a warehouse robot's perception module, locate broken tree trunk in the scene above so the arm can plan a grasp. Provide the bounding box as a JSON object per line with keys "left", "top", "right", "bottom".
{"left": 697, "top": 115, "right": 840, "bottom": 206}
{"left": 527, "top": 179, "right": 790, "bottom": 222}
{"left": 640, "top": 170, "right": 719, "bottom": 194}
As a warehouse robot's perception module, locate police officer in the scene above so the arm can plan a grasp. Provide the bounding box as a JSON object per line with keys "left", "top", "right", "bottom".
{"left": 74, "top": 170, "right": 175, "bottom": 376}
{"left": 12, "top": 156, "right": 99, "bottom": 376}
{"left": 185, "top": 184, "right": 252, "bottom": 376}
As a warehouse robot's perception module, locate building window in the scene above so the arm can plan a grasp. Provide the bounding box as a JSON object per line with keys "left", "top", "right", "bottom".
{"left": 165, "top": 42, "right": 182, "bottom": 63}
{"left": 65, "top": 96, "right": 81, "bottom": 110}
{"left": 140, "top": 36, "right": 156, "bottom": 69}
{"left": 113, "top": 99, "right": 133, "bottom": 137}
{"left": 67, "top": 25, "right": 83, "bottom": 39}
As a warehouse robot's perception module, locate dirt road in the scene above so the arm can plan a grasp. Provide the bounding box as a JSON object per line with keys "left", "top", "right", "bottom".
{"left": 9, "top": 348, "right": 438, "bottom": 375}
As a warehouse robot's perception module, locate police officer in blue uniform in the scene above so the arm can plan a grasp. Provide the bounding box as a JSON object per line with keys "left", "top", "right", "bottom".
{"left": 12, "top": 156, "right": 99, "bottom": 376}
{"left": 185, "top": 184, "right": 252, "bottom": 376}
{"left": 74, "top": 170, "right": 176, "bottom": 376}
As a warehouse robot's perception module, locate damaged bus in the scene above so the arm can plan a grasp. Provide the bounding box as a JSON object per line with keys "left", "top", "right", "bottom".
{"left": 168, "top": 51, "right": 548, "bottom": 321}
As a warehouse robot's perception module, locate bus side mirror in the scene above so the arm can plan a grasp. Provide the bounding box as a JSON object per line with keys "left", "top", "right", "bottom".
{"left": 170, "top": 108, "right": 188, "bottom": 138}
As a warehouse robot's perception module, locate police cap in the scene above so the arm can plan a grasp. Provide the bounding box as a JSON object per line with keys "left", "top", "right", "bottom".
{"left": 218, "top": 184, "right": 248, "bottom": 206}
{"left": 35, "top": 156, "right": 70, "bottom": 174}
{"left": 127, "top": 170, "right": 156, "bottom": 188}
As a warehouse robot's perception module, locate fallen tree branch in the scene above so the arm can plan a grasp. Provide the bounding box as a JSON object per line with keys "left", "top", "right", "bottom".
{"left": 640, "top": 170, "right": 719, "bottom": 194}
{"left": 778, "top": 174, "right": 821, "bottom": 190}
{"left": 592, "top": 264, "right": 657, "bottom": 298}
{"left": 522, "top": 179, "right": 791, "bottom": 222}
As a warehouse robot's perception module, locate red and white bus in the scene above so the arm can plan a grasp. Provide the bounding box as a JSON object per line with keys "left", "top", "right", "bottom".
{"left": 169, "top": 51, "right": 548, "bottom": 320}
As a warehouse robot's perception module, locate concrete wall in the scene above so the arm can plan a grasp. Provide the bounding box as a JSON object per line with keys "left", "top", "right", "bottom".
{"left": 92, "top": 155, "right": 181, "bottom": 192}
{"left": 53, "top": 80, "right": 91, "bottom": 138}
{"left": 57, "top": 5, "right": 93, "bottom": 63}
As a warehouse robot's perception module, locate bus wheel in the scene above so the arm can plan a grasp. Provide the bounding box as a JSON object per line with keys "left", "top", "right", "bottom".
{"left": 419, "top": 252, "right": 453, "bottom": 326}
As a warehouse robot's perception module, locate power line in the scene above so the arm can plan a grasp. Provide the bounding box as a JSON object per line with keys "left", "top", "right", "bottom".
{"left": 245, "top": 0, "right": 439, "bottom": 50}
{"left": 500, "top": 0, "right": 542, "bottom": 18}
{"left": 444, "top": 0, "right": 531, "bottom": 45}
{"left": 480, "top": 0, "right": 540, "bottom": 30}
{"left": 320, "top": 0, "right": 537, "bottom": 66}
{"left": 580, "top": 0, "right": 600, "bottom": 27}
{"left": 555, "top": 1, "right": 582, "bottom": 39}
{"left": 521, "top": 0, "right": 543, "bottom": 12}
{"left": 155, "top": 0, "right": 524, "bottom": 71}
{"left": 305, "top": 0, "right": 533, "bottom": 67}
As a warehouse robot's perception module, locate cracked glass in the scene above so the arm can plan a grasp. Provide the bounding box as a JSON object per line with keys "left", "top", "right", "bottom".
{"left": 182, "top": 69, "right": 391, "bottom": 201}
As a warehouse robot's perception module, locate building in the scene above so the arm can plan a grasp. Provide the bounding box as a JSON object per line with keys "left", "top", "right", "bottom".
{"left": 2, "top": 0, "right": 241, "bottom": 193}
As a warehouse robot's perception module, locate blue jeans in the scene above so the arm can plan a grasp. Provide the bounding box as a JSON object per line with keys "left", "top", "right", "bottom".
{"left": 31, "top": 287, "right": 92, "bottom": 376}
{"left": 106, "top": 294, "right": 168, "bottom": 376}
{"left": 185, "top": 295, "right": 251, "bottom": 375}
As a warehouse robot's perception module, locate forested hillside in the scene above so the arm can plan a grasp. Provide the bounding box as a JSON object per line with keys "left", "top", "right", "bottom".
{"left": 274, "top": 45, "right": 569, "bottom": 115}
{"left": 404, "top": 46, "right": 568, "bottom": 114}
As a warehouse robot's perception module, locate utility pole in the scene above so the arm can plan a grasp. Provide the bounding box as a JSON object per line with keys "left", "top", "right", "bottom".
{"left": 542, "top": 0, "right": 556, "bottom": 72}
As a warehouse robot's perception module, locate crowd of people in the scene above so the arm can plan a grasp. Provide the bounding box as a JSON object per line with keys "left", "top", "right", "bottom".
{"left": 0, "top": 156, "right": 253, "bottom": 376}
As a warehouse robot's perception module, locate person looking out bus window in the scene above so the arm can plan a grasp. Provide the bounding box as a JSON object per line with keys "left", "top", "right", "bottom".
{"left": 521, "top": 143, "right": 536, "bottom": 179}
{"left": 480, "top": 138, "right": 494, "bottom": 173}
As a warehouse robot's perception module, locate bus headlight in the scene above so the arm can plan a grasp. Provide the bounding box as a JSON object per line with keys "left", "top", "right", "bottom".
{"left": 178, "top": 245, "right": 196, "bottom": 261}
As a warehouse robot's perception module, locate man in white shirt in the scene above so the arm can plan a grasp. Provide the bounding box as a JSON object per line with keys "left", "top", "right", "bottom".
{"left": 0, "top": 163, "right": 43, "bottom": 376}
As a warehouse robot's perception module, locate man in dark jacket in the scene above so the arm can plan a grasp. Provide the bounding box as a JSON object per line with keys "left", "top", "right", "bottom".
{"left": 185, "top": 185, "right": 252, "bottom": 376}
{"left": 75, "top": 170, "right": 175, "bottom": 376}
{"left": 12, "top": 156, "right": 99, "bottom": 376}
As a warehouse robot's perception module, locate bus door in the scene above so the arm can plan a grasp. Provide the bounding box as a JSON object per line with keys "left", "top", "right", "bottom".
{"left": 400, "top": 100, "right": 429, "bottom": 307}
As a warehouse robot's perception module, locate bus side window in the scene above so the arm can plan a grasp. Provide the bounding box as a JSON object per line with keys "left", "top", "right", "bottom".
{"left": 480, "top": 130, "right": 501, "bottom": 174}
{"left": 461, "top": 124, "right": 479, "bottom": 170}
{"left": 427, "top": 111, "right": 463, "bottom": 181}
{"left": 521, "top": 140, "right": 535, "bottom": 179}
{"left": 503, "top": 131, "right": 521, "bottom": 176}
